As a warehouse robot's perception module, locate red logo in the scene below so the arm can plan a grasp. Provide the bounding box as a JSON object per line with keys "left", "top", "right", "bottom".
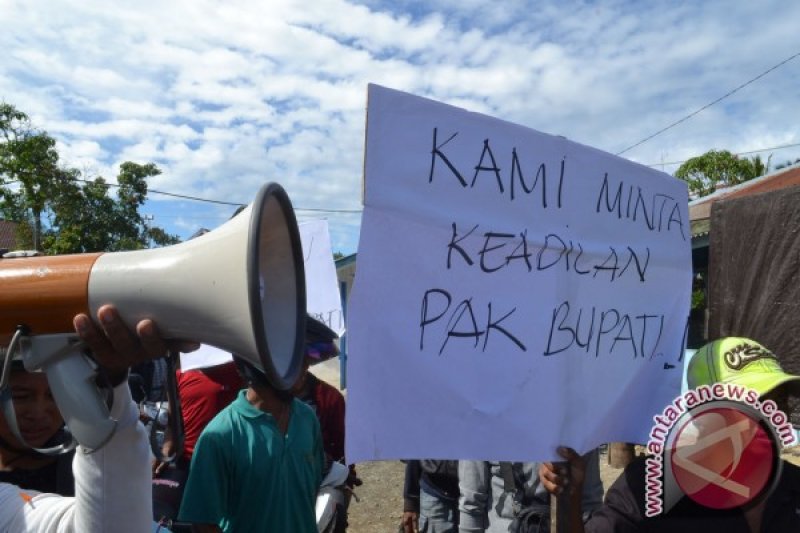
{"left": 670, "top": 406, "right": 777, "bottom": 509}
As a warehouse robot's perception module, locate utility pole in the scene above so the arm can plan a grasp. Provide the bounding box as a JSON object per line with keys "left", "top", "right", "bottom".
{"left": 143, "top": 214, "right": 154, "bottom": 247}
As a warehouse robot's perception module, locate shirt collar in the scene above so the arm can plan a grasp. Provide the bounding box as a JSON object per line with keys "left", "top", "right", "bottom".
{"left": 231, "top": 389, "right": 295, "bottom": 421}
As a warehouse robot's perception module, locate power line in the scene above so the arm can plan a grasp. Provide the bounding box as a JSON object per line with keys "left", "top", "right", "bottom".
{"left": 294, "top": 206, "right": 362, "bottom": 213}
{"left": 3, "top": 177, "right": 363, "bottom": 214}
{"left": 62, "top": 177, "right": 245, "bottom": 206}
{"left": 646, "top": 141, "right": 800, "bottom": 168}
{"left": 617, "top": 51, "right": 800, "bottom": 156}
{"left": 148, "top": 188, "right": 245, "bottom": 206}
{"left": 68, "top": 178, "right": 362, "bottom": 214}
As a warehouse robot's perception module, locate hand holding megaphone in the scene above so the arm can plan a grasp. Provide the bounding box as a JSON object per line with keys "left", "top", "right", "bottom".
{"left": 72, "top": 306, "right": 198, "bottom": 386}
{"left": 0, "top": 182, "right": 307, "bottom": 450}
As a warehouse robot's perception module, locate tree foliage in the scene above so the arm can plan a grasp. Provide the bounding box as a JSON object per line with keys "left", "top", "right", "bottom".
{"left": 43, "top": 163, "right": 180, "bottom": 254}
{"left": 674, "top": 149, "right": 769, "bottom": 198}
{"left": 0, "top": 103, "right": 62, "bottom": 249}
{"left": 0, "top": 102, "right": 179, "bottom": 254}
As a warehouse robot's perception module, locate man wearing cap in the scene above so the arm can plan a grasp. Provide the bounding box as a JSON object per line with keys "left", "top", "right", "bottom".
{"left": 178, "top": 319, "right": 326, "bottom": 533}
{"left": 538, "top": 337, "right": 800, "bottom": 533}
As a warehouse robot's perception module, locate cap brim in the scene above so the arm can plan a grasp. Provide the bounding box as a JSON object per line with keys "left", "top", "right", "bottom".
{"left": 728, "top": 372, "right": 800, "bottom": 397}
{"left": 306, "top": 316, "right": 338, "bottom": 343}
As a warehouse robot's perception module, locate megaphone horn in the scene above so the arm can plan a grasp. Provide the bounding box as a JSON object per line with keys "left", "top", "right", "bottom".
{"left": 0, "top": 182, "right": 307, "bottom": 390}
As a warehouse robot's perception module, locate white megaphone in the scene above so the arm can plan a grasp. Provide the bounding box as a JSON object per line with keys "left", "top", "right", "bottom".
{"left": 0, "top": 182, "right": 306, "bottom": 451}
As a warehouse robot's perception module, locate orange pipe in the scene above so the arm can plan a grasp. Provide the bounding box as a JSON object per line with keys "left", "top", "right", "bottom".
{"left": 0, "top": 253, "right": 102, "bottom": 345}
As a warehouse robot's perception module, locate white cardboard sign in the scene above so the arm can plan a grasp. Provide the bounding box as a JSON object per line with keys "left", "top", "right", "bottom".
{"left": 300, "top": 219, "right": 345, "bottom": 336}
{"left": 346, "top": 85, "right": 692, "bottom": 462}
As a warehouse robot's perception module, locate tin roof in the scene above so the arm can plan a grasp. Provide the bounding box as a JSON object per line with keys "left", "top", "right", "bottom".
{"left": 689, "top": 164, "right": 800, "bottom": 221}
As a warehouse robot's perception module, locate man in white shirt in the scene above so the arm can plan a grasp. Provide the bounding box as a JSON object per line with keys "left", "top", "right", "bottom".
{"left": 0, "top": 304, "right": 197, "bottom": 533}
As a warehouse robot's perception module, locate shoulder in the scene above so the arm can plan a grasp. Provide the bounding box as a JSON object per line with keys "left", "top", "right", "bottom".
{"left": 313, "top": 377, "right": 344, "bottom": 403}
{"left": 586, "top": 455, "right": 647, "bottom": 527}
{"left": 292, "top": 398, "right": 319, "bottom": 421}
{"left": 195, "top": 403, "right": 240, "bottom": 441}
{"left": 316, "top": 377, "right": 342, "bottom": 395}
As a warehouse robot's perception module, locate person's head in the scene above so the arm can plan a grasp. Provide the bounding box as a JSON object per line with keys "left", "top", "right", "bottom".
{"left": 232, "top": 356, "right": 294, "bottom": 402}
{"left": 688, "top": 337, "right": 800, "bottom": 411}
{"left": 0, "top": 361, "right": 64, "bottom": 451}
{"left": 235, "top": 316, "right": 339, "bottom": 397}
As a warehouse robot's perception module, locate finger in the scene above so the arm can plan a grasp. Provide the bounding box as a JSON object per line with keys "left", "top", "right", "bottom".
{"left": 136, "top": 319, "right": 168, "bottom": 359}
{"left": 541, "top": 464, "right": 568, "bottom": 487}
{"left": 539, "top": 464, "right": 558, "bottom": 483}
{"left": 74, "top": 313, "right": 113, "bottom": 356}
{"left": 539, "top": 474, "right": 564, "bottom": 495}
{"left": 95, "top": 305, "right": 140, "bottom": 363}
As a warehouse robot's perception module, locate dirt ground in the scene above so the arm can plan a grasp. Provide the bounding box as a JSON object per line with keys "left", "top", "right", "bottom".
{"left": 346, "top": 447, "right": 628, "bottom": 533}
{"left": 347, "top": 460, "right": 406, "bottom": 532}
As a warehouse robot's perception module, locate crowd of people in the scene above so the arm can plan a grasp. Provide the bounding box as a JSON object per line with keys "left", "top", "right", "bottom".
{"left": 1, "top": 297, "right": 798, "bottom": 533}
{"left": 0, "top": 309, "right": 353, "bottom": 532}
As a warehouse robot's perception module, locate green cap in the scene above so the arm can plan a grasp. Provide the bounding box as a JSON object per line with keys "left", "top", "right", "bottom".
{"left": 688, "top": 337, "right": 800, "bottom": 396}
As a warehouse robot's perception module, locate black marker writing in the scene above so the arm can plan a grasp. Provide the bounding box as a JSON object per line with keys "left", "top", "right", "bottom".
{"left": 419, "top": 288, "right": 526, "bottom": 355}
{"left": 544, "top": 301, "right": 665, "bottom": 359}
{"left": 447, "top": 223, "right": 650, "bottom": 282}
{"left": 596, "top": 173, "right": 686, "bottom": 240}
{"left": 429, "top": 128, "right": 565, "bottom": 208}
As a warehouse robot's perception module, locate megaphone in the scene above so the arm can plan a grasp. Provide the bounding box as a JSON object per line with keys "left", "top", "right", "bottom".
{"left": 0, "top": 182, "right": 306, "bottom": 450}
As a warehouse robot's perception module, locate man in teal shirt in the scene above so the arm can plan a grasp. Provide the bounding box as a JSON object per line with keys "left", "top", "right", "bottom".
{"left": 178, "top": 355, "right": 324, "bottom": 532}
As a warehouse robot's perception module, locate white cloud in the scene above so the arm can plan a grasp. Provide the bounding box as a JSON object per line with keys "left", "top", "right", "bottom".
{"left": 1, "top": 0, "right": 799, "bottom": 250}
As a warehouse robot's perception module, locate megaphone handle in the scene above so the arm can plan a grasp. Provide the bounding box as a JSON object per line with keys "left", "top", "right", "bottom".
{"left": 153, "top": 350, "right": 184, "bottom": 464}
{"left": 24, "top": 335, "right": 117, "bottom": 451}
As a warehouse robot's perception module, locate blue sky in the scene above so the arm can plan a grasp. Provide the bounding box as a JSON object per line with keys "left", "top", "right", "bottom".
{"left": 1, "top": 0, "right": 798, "bottom": 254}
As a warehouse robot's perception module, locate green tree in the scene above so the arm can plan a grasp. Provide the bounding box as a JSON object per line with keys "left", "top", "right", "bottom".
{"left": 1, "top": 102, "right": 179, "bottom": 254}
{"left": 0, "top": 103, "right": 63, "bottom": 250}
{"left": 674, "top": 149, "right": 770, "bottom": 197}
{"left": 44, "top": 163, "right": 180, "bottom": 254}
